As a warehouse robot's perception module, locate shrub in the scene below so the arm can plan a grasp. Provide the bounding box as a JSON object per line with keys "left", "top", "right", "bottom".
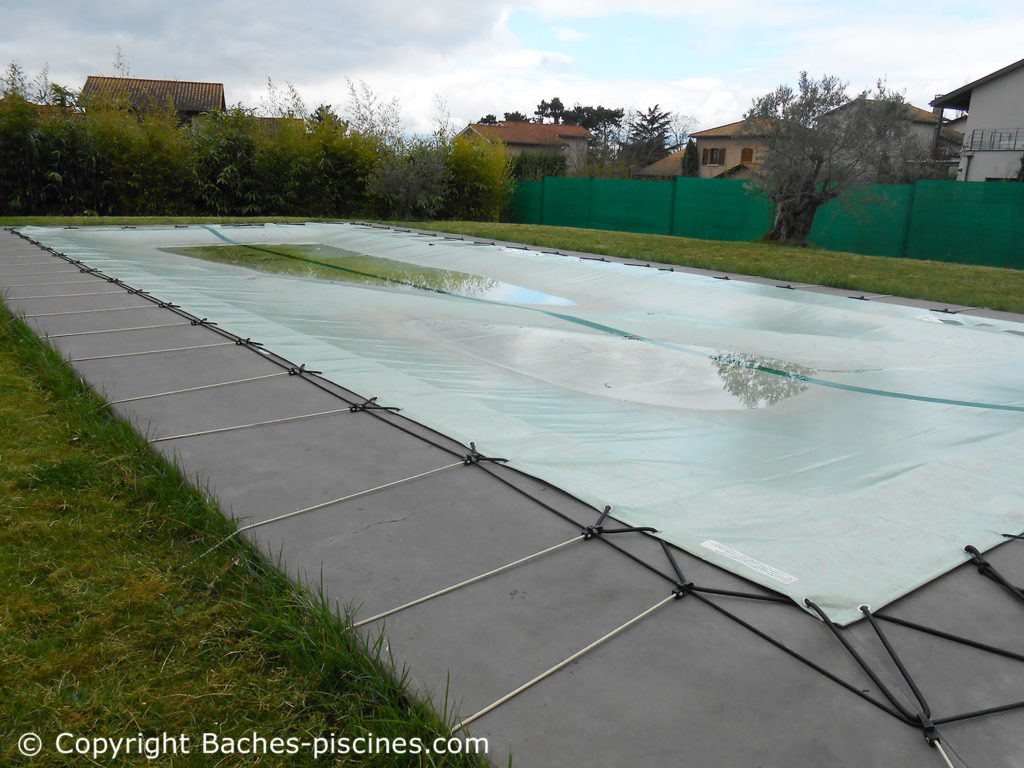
{"left": 443, "top": 134, "right": 510, "bottom": 221}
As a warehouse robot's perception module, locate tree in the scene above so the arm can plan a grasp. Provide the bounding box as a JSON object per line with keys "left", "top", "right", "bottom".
{"left": 503, "top": 111, "right": 528, "bottom": 122}
{"left": 367, "top": 141, "right": 449, "bottom": 220}
{"left": 534, "top": 97, "right": 565, "bottom": 124}
{"left": 680, "top": 138, "right": 699, "bottom": 177}
{"left": 478, "top": 114, "right": 498, "bottom": 125}
{"left": 309, "top": 103, "right": 344, "bottom": 129}
{"left": 621, "top": 104, "right": 675, "bottom": 167}
{"left": 743, "top": 72, "right": 909, "bottom": 243}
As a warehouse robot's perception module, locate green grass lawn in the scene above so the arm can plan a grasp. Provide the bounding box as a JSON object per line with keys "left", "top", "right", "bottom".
{"left": 0, "top": 305, "right": 485, "bottom": 767}
{"left": 408, "top": 222, "right": 1024, "bottom": 315}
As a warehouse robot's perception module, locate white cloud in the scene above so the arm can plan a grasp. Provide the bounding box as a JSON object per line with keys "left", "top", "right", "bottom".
{"left": 2, "top": 1, "right": 1021, "bottom": 137}
{"left": 553, "top": 26, "right": 589, "bottom": 41}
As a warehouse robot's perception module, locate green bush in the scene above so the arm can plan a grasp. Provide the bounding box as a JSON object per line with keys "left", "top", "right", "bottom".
{"left": 367, "top": 142, "right": 449, "bottom": 220}
{"left": 444, "top": 134, "right": 510, "bottom": 220}
{"left": 0, "top": 75, "right": 510, "bottom": 221}
{"left": 188, "top": 109, "right": 263, "bottom": 215}
{"left": 511, "top": 151, "right": 567, "bottom": 181}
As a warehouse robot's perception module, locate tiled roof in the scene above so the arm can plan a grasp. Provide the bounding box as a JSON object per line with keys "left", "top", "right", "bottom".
{"left": 81, "top": 76, "right": 226, "bottom": 113}
{"left": 691, "top": 119, "right": 772, "bottom": 138}
{"left": 691, "top": 120, "right": 743, "bottom": 138}
{"left": 635, "top": 149, "right": 686, "bottom": 177}
{"left": 468, "top": 121, "right": 591, "bottom": 146}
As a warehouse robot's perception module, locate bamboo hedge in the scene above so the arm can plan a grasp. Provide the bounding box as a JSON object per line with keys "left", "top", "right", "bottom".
{"left": 0, "top": 94, "right": 510, "bottom": 221}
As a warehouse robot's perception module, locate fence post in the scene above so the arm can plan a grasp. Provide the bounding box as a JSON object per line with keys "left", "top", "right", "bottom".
{"left": 586, "top": 177, "right": 595, "bottom": 229}
{"left": 668, "top": 177, "right": 679, "bottom": 236}
{"left": 899, "top": 181, "right": 918, "bottom": 259}
{"left": 538, "top": 177, "right": 547, "bottom": 226}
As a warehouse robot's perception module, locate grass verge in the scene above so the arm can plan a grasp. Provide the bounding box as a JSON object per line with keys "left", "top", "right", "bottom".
{"left": 408, "top": 222, "right": 1024, "bottom": 315}
{"left": 0, "top": 302, "right": 486, "bottom": 767}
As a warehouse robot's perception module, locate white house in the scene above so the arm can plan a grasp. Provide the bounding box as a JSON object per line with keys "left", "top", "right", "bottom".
{"left": 931, "top": 58, "right": 1024, "bottom": 181}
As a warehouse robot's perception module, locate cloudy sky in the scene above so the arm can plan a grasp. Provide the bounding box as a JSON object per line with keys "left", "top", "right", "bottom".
{"left": 1, "top": 0, "right": 1021, "bottom": 133}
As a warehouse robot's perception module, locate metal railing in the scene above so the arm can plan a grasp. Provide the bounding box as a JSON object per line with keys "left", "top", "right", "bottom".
{"left": 965, "top": 128, "right": 1024, "bottom": 151}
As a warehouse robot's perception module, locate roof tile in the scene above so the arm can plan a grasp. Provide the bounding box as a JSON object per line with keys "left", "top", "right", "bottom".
{"left": 81, "top": 76, "right": 226, "bottom": 114}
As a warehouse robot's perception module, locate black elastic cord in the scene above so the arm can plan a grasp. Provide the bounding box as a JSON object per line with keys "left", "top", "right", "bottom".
{"left": 582, "top": 505, "right": 657, "bottom": 539}
{"left": 689, "top": 591, "right": 905, "bottom": 722}
{"left": 349, "top": 396, "right": 400, "bottom": 413}
{"left": 964, "top": 545, "right": 1024, "bottom": 604}
{"left": 860, "top": 606, "right": 937, "bottom": 743}
{"left": 873, "top": 613, "right": 1024, "bottom": 663}
{"left": 933, "top": 698, "right": 1024, "bottom": 726}
{"left": 803, "top": 600, "right": 919, "bottom": 725}
{"left": 463, "top": 441, "right": 508, "bottom": 465}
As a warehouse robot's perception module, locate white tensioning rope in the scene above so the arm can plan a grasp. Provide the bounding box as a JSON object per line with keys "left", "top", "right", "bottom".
{"left": 25, "top": 305, "right": 156, "bottom": 318}
{"left": 48, "top": 322, "right": 190, "bottom": 338}
{"left": 3, "top": 279, "right": 99, "bottom": 287}
{"left": 190, "top": 461, "right": 466, "bottom": 563}
{"left": 934, "top": 742, "right": 956, "bottom": 768}
{"left": 0, "top": 270, "right": 82, "bottom": 278}
{"left": 12, "top": 290, "right": 128, "bottom": 299}
{"left": 149, "top": 407, "right": 353, "bottom": 443}
{"left": 109, "top": 372, "right": 288, "bottom": 404}
{"left": 453, "top": 593, "right": 678, "bottom": 732}
{"left": 70, "top": 342, "right": 235, "bottom": 362}
{"left": 353, "top": 535, "right": 586, "bottom": 628}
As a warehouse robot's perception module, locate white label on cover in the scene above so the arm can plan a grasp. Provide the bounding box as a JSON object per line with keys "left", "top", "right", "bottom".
{"left": 700, "top": 540, "right": 798, "bottom": 584}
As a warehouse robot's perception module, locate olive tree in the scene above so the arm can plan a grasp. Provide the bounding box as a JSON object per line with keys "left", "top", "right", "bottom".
{"left": 743, "top": 73, "right": 909, "bottom": 243}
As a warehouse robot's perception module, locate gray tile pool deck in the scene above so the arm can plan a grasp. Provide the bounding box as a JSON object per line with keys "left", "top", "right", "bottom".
{"left": 3, "top": 225, "right": 1022, "bottom": 767}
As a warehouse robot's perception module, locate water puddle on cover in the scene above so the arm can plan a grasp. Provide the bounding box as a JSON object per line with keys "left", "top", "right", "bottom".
{"left": 166, "top": 243, "right": 574, "bottom": 306}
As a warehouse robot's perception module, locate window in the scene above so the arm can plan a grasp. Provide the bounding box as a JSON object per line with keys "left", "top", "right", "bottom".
{"left": 709, "top": 147, "right": 725, "bottom": 165}
{"left": 741, "top": 147, "right": 754, "bottom": 163}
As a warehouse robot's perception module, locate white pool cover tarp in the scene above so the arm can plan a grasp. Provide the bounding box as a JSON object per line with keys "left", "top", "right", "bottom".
{"left": 23, "top": 224, "right": 1024, "bottom": 625}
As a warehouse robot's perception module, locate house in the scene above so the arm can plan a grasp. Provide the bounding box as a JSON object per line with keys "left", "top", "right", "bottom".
{"left": 931, "top": 57, "right": 1024, "bottom": 181}
{"left": 688, "top": 121, "right": 766, "bottom": 180}
{"left": 689, "top": 103, "right": 964, "bottom": 182}
{"left": 824, "top": 101, "right": 964, "bottom": 178}
{"left": 80, "top": 76, "right": 226, "bottom": 123}
{"left": 460, "top": 121, "right": 592, "bottom": 174}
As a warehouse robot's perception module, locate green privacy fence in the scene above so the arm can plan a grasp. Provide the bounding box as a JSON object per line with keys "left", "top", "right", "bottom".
{"left": 506, "top": 177, "right": 773, "bottom": 241}
{"left": 504, "top": 177, "right": 1024, "bottom": 269}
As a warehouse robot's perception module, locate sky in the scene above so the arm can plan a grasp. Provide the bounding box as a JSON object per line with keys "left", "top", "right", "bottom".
{"left": 1, "top": 0, "right": 1021, "bottom": 135}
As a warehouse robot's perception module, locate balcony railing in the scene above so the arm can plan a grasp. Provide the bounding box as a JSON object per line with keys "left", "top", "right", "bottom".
{"left": 966, "top": 128, "right": 1024, "bottom": 151}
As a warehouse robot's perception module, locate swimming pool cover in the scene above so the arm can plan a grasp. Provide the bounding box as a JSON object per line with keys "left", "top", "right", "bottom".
{"left": 22, "top": 223, "right": 1024, "bottom": 625}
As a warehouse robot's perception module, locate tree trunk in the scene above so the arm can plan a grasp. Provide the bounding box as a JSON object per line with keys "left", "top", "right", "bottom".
{"left": 768, "top": 196, "right": 820, "bottom": 244}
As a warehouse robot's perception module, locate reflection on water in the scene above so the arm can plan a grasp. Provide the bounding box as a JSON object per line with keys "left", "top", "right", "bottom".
{"left": 711, "top": 352, "right": 815, "bottom": 408}
{"left": 168, "top": 243, "right": 574, "bottom": 306}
